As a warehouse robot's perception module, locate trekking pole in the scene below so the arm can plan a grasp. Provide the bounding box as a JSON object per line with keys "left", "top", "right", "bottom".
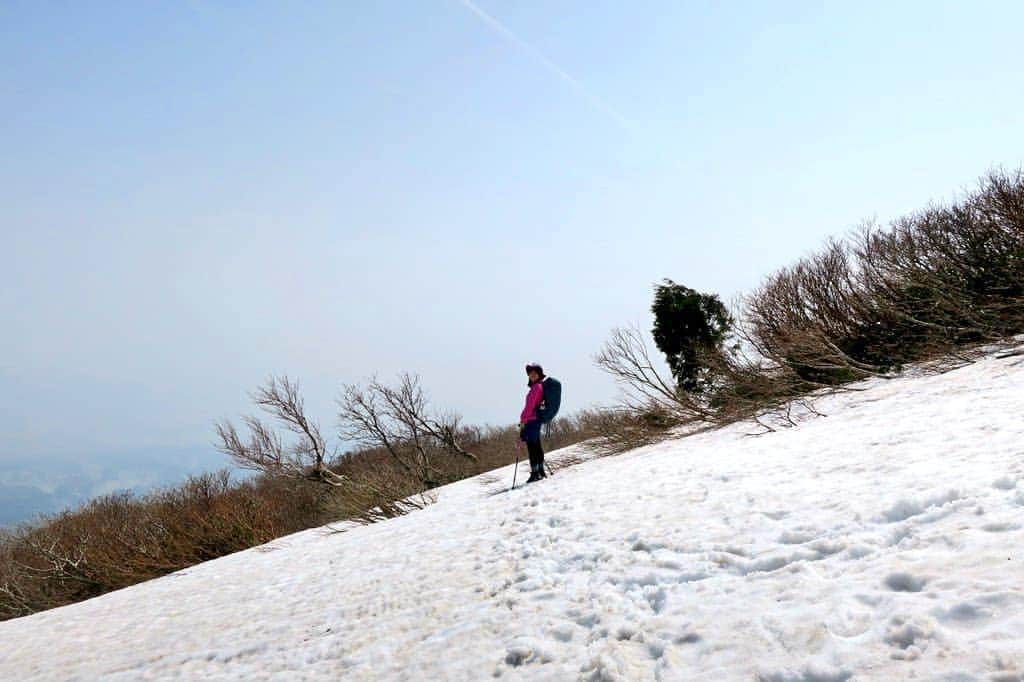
{"left": 511, "top": 450, "right": 519, "bottom": 491}
{"left": 510, "top": 436, "right": 523, "bottom": 492}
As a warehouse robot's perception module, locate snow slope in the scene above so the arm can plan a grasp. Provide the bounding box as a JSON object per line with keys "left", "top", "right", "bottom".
{"left": 3, "top": 352, "right": 1024, "bottom": 681}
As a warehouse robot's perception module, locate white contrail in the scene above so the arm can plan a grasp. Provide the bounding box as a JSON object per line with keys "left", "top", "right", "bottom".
{"left": 457, "top": 0, "right": 633, "bottom": 132}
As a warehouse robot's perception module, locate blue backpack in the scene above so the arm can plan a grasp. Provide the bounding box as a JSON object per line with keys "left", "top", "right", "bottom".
{"left": 537, "top": 377, "right": 562, "bottom": 423}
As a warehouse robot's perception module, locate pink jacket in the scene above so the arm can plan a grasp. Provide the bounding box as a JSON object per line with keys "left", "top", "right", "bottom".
{"left": 520, "top": 382, "right": 544, "bottom": 424}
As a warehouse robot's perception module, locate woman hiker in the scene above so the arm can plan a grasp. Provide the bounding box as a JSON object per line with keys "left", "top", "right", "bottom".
{"left": 519, "top": 362, "right": 547, "bottom": 483}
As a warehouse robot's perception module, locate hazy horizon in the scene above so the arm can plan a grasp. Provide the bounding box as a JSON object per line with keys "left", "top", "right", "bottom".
{"left": 4, "top": 1, "right": 1024, "bottom": 522}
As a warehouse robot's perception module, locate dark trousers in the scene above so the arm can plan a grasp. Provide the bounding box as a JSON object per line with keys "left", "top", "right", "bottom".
{"left": 520, "top": 420, "right": 545, "bottom": 474}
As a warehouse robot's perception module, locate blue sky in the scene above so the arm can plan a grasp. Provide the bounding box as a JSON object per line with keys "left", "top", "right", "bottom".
{"left": 2, "top": 1, "right": 1023, "bottom": 481}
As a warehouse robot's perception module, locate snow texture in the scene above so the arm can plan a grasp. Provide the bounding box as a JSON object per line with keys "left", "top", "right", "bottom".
{"left": 2, "top": 352, "right": 1024, "bottom": 680}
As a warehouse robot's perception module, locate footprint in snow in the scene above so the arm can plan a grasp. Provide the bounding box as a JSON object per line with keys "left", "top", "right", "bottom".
{"left": 982, "top": 521, "right": 1022, "bottom": 532}
{"left": 932, "top": 601, "right": 994, "bottom": 624}
{"left": 756, "top": 662, "right": 853, "bottom": 682}
{"left": 880, "top": 489, "right": 965, "bottom": 523}
{"left": 884, "top": 615, "right": 936, "bottom": 660}
{"left": 778, "top": 529, "right": 818, "bottom": 545}
{"left": 502, "top": 637, "right": 553, "bottom": 667}
{"left": 884, "top": 572, "right": 927, "bottom": 593}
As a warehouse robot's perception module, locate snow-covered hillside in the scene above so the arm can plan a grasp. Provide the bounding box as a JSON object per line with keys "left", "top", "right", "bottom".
{"left": 3, "top": 351, "right": 1024, "bottom": 681}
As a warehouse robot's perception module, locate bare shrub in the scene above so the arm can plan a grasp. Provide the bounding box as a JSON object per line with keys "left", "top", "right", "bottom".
{"left": 740, "top": 169, "right": 1024, "bottom": 393}
{"left": 217, "top": 374, "right": 447, "bottom": 526}
{"left": 574, "top": 406, "right": 682, "bottom": 456}
{"left": 597, "top": 170, "right": 1024, "bottom": 440}
{"left": 216, "top": 376, "right": 344, "bottom": 486}
{"left": 0, "top": 529, "right": 37, "bottom": 620}
{"left": 338, "top": 373, "right": 478, "bottom": 489}
{"left": 323, "top": 454, "right": 432, "bottom": 525}
{"left": 0, "top": 470, "right": 326, "bottom": 621}
{"left": 594, "top": 325, "right": 718, "bottom": 422}
{"left": 743, "top": 239, "right": 889, "bottom": 386}
{"left": 852, "top": 172, "right": 1024, "bottom": 357}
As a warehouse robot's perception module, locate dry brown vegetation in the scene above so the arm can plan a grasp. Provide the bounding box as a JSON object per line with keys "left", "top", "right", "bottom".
{"left": 0, "top": 472, "right": 327, "bottom": 621}
{"left": 738, "top": 170, "right": 1024, "bottom": 394}
{"left": 596, "top": 169, "right": 1024, "bottom": 444}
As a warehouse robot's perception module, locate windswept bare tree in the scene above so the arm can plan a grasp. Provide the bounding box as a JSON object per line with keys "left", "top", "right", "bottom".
{"left": 338, "top": 373, "right": 478, "bottom": 488}
{"left": 215, "top": 376, "right": 345, "bottom": 486}
{"left": 216, "top": 376, "right": 437, "bottom": 523}
{"left": 594, "top": 325, "right": 717, "bottom": 423}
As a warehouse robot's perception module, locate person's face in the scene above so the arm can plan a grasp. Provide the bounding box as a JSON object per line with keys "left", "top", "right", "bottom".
{"left": 527, "top": 370, "right": 540, "bottom": 383}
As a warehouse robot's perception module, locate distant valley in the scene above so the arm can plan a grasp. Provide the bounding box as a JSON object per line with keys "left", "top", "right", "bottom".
{"left": 0, "top": 447, "right": 231, "bottom": 528}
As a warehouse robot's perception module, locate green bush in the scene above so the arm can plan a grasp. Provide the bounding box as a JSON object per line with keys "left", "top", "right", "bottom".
{"left": 651, "top": 280, "right": 733, "bottom": 394}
